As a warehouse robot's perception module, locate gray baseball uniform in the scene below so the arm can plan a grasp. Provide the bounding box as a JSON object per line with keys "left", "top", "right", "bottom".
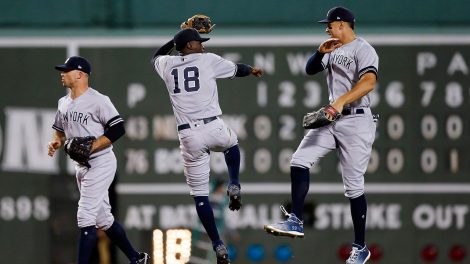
{"left": 291, "top": 37, "right": 379, "bottom": 198}
{"left": 154, "top": 52, "right": 238, "bottom": 196}
{"left": 264, "top": 8, "right": 376, "bottom": 260}
{"left": 53, "top": 87, "right": 124, "bottom": 228}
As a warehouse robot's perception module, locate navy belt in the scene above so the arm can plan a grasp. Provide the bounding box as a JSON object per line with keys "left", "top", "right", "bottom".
{"left": 177, "top": 116, "right": 218, "bottom": 131}
{"left": 342, "top": 108, "right": 364, "bottom": 115}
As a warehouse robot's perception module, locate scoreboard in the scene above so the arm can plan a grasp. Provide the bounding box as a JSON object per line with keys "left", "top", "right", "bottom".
{"left": 91, "top": 43, "right": 470, "bottom": 184}
{"left": 88, "top": 39, "right": 470, "bottom": 263}
{"left": 0, "top": 35, "right": 469, "bottom": 263}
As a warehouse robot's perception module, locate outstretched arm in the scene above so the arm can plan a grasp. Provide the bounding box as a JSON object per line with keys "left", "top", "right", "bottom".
{"left": 235, "top": 63, "right": 263, "bottom": 77}
{"left": 151, "top": 39, "right": 175, "bottom": 61}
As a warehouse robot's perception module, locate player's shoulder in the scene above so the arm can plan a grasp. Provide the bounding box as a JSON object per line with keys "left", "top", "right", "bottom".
{"left": 183, "top": 52, "right": 220, "bottom": 60}
{"left": 58, "top": 93, "right": 68, "bottom": 101}
{"left": 355, "top": 37, "right": 372, "bottom": 47}
{"left": 355, "top": 37, "right": 376, "bottom": 50}
{"left": 199, "top": 53, "right": 231, "bottom": 65}
{"left": 355, "top": 37, "right": 378, "bottom": 55}
{"left": 203, "top": 52, "right": 223, "bottom": 60}
{"left": 154, "top": 54, "right": 172, "bottom": 62}
{"left": 87, "top": 87, "right": 104, "bottom": 96}
{"left": 57, "top": 90, "right": 71, "bottom": 104}
{"left": 154, "top": 54, "right": 182, "bottom": 69}
{"left": 87, "top": 87, "right": 112, "bottom": 102}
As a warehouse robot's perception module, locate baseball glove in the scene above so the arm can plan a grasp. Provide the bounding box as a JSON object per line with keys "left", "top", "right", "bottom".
{"left": 303, "top": 105, "right": 341, "bottom": 129}
{"left": 180, "top": 14, "right": 215, "bottom": 34}
{"left": 64, "top": 136, "right": 95, "bottom": 168}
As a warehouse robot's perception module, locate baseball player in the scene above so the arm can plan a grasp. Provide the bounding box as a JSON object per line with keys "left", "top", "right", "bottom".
{"left": 47, "top": 56, "right": 149, "bottom": 264}
{"left": 151, "top": 28, "right": 263, "bottom": 264}
{"left": 264, "top": 6, "right": 378, "bottom": 264}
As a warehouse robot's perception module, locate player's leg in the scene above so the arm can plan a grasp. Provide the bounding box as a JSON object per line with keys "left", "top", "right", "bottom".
{"left": 224, "top": 144, "right": 240, "bottom": 186}
{"left": 289, "top": 166, "right": 310, "bottom": 219}
{"left": 192, "top": 195, "right": 229, "bottom": 263}
{"left": 92, "top": 154, "right": 148, "bottom": 263}
{"left": 180, "top": 128, "right": 230, "bottom": 263}
{"left": 104, "top": 220, "right": 148, "bottom": 263}
{"left": 77, "top": 225, "right": 97, "bottom": 264}
{"left": 186, "top": 163, "right": 223, "bottom": 250}
{"left": 291, "top": 128, "right": 336, "bottom": 219}
{"left": 206, "top": 119, "right": 242, "bottom": 211}
{"left": 98, "top": 198, "right": 146, "bottom": 263}
{"left": 224, "top": 144, "right": 242, "bottom": 211}
{"left": 75, "top": 166, "right": 99, "bottom": 264}
{"left": 335, "top": 113, "right": 375, "bottom": 263}
{"left": 264, "top": 128, "right": 335, "bottom": 238}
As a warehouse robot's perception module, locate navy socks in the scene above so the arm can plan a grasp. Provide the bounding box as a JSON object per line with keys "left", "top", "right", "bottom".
{"left": 224, "top": 144, "right": 240, "bottom": 186}
{"left": 193, "top": 196, "right": 222, "bottom": 248}
{"left": 105, "top": 221, "right": 139, "bottom": 262}
{"left": 290, "top": 165, "right": 367, "bottom": 247}
{"left": 290, "top": 166, "right": 310, "bottom": 220}
{"left": 77, "top": 226, "right": 97, "bottom": 264}
{"left": 349, "top": 194, "right": 367, "bottom": 247}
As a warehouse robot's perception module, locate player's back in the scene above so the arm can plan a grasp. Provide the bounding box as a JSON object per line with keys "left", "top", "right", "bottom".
{"left": 154, "top": 52, "right": 236, "bottom": 125}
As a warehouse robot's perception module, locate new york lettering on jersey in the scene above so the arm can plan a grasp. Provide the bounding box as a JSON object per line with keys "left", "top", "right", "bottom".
{"left": 54, "top": 88, "right": 120, "bottom": 139}
{"left": 62, "top": 110, "right": 90, "bottom": 125}
{"left": 331, "top": 51, "right": 354, "bottom": 69}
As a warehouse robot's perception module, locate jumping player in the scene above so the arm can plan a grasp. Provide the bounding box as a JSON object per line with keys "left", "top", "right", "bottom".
{"left": 47, "top": 56, "right": 148, "bottom": 264}
{"left": 151, "top": 28, "right": 263, "bottom": 264}
{"left": 264, "top": 6, "right": 378, "bottom": 264}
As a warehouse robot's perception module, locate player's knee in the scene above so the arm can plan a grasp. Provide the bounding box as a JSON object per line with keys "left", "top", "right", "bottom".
{"left": 189, "top": 182, "right": 210, "bottom": 196}
{"left": 344, "top": 188, "right": 364, "bottom": 198}
{"left": 227, "top": 126, "right": 238, "bottom": 146}
{"left": 290, "top": 156, "right": 311, "bottom": 169}
{"left": 186, "top": 175, "right": 210, "bottom": 196}
{"left": 96, "top": 216, "right": 114, "bottom": 230}
{"left": 190, "top": 188, "right": 210, "bottom": 196}
{"left": 343, "top": 175, "right": 365, "bottom": 198}
{"left": 77, "top": 207, "right": 98, "bottom": 228}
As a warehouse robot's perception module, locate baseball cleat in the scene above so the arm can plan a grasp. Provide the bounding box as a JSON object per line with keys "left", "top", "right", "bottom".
{"left": 227, "top": 184, "right": 242, "bottom": 211}
{"left": 215, "top": 244, "right": 231, "bottom": 264}
{"left": 264, "top": 206, "right": 304, "bottom": 238}
{"left": 133, "top": 252, "right": 149, "bottom": 264}
{"left": 346, "top": 244, "right": 370, "bottom": 264}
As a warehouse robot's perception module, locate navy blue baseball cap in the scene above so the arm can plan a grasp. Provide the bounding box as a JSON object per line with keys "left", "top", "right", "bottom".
{"left": 318, "top": 6, "right": 355, "bottom": 24}
{"left": 174, "top": 28, "right": 210, "bottom": 51}
{"left": 55, "top": 56, "right": 91, "bottom": 75}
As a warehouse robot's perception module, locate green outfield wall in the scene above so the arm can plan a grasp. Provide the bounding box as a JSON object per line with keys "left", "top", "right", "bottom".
{"left": 2, "top": 0, "right": 470, "bottom": 28}
{"left": 0, "top": 35, "right": 469, "bottom": 263}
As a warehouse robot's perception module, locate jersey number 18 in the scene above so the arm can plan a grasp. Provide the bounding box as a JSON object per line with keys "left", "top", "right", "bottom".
{"left": 171, "top": 66, "right": 200, "bottom": 94}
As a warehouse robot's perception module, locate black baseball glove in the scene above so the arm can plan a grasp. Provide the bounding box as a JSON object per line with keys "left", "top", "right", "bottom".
{"left": 303, "top": 105, "right": 341, "bottom": 129}
{"left": 180, "top": 14, "right": 215, "bottom": 34}
{"left": 64, "top": 136, "right": 95, "bottom": 168}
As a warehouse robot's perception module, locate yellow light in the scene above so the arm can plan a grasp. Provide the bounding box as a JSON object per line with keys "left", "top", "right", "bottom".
{"left": 165, "top": 229, "right": 192, "bottom": 264}
{"left": 152, "top": 229, "right": 164, "bottom": 264}
{"left": 152, "top": 229, "right": 192, "bottom": 264}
